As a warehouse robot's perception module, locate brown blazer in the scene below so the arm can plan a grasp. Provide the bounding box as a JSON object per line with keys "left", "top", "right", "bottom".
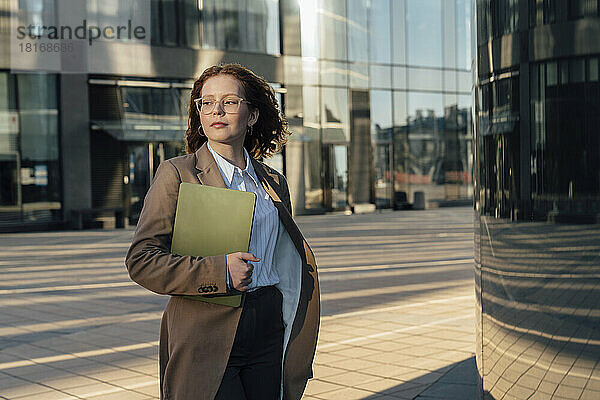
{"left": 125, "top": 143, "right": 320, "bottom": 400}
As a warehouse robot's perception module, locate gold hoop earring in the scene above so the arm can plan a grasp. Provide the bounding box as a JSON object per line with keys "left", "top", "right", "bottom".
{"left": 198, "top": 125, "right": 205, "bottom": 137}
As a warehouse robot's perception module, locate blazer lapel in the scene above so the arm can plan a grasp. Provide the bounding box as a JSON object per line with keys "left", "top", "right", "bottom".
{"left": 194, "top": 142, "right": 228, "bottom": 188}
{"left": 250, "top": 158, "right": 283, "bottom": 203}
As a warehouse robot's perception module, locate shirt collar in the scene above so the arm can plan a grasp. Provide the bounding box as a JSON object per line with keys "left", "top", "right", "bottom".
{"left": 206, "top": 142, "right": 259, "bottom": 188}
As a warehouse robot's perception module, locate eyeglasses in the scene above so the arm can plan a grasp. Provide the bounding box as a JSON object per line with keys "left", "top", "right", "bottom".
{"left": 194, "top": 96, "right": 250, "bottom": 115}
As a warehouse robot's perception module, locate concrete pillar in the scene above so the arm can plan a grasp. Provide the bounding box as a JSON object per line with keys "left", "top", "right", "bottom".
{"left": 59, "top": 74, "right": 92, "bottom": 223}
{"left": 285, "top": 139, "right": 306, "bottom": 216}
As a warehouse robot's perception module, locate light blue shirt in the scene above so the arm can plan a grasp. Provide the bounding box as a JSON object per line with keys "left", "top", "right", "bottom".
{"left": 207, "top": 143, "right": 280, "bottom": 291}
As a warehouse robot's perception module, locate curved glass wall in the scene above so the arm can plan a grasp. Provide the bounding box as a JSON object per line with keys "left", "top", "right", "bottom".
{"left": 474, "top": 1, "right": 600, "bottom": 399}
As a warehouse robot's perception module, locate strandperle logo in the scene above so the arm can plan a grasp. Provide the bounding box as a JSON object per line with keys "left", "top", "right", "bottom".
{"left": 15, "top": 19, "right": 146, "bottom": 46}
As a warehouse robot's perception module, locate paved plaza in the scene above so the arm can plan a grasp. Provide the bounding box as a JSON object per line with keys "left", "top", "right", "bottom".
{"left": 0, "top": 207, "right": 476, "bottom": 399}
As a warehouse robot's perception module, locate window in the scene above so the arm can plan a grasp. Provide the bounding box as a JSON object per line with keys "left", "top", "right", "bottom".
{"left": 321, "top": 87, "right": 349, "bottom": 142}
{"left": 369, "top": 0, "right": 391, "bottom": 64}
{"left": 202, "top": 0, "right": 280, "bottom": 55}
{"left": 348, "top": 0, "right": 369, "bottom": 62}
{"left": 406, "top": 0, "right": 443, "bottom": 68}
{"left": 319, "top": 0, "right": 347, "bottom": 60}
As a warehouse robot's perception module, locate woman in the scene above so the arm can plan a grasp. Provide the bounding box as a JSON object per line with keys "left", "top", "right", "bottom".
{"left": 125, "top": 64, "right": 320, "bottom": 400}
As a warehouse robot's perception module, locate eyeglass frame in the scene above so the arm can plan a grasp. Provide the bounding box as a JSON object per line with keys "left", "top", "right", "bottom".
{"left": 194, "top": 95, "right": 252, "bottom": 115}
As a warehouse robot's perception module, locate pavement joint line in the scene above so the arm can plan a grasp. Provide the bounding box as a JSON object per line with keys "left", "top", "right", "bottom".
{"left": 318, "top": 258, "right": 473, "bottom": 273}
{"left": 319, "top": 266, "right": 473, "bottom": 282}
{"left": 0, "top": 312, "right": 164, "bottom": 337}
{"left": 55, "top": 379, "right": 157, "bottom": 400}
{"left": 2, "top": 289, "right": 154, "bottom": 308}
{"left": 0, "top": 248, "right": 127, "bottom": 257}
{"left": 0, "top": 282, "right": 137, "bottom": 295}
{"left": 1, "top": 275, "right": 132, "bottom": 287}
{"left": 317, "top": 314, "right": 473, "bottom": 350}
{"left": 321, "top": 295, "right": 474, "bottom": 321}
{"left": 0, "top": 341, "right": 159, "bottom": 370}
{"left": 0, "top": 258, "right": 125, "bottom": 271}
{"left": 0, "top": 243, "right": 131, "bottom": 251}
{"left": 320, "top": 280, "right": 473, "bottom": 301}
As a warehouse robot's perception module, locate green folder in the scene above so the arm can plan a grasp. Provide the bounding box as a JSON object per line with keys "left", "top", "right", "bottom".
{"left": 171, "top": 182, "right": 256, "bottom": 307}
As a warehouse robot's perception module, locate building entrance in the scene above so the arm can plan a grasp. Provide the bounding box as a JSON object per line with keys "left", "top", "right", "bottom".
{"left": 125, "top": 142, "right": 184, "bottom": 224}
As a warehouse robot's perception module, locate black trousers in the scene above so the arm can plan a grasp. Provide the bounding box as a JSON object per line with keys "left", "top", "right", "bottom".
{"left": 215, "top": 286, "right": 284, "bottom": 400}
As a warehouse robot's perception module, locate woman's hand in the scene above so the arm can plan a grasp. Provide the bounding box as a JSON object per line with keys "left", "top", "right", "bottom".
{"left": 226, "top": 252, "right": 260, "bottom": 291}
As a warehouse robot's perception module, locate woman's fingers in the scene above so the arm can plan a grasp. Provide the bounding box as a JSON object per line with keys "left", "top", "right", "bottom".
{"left": 226, "top": 253, "right": 257, "bottom": 291}
{"left": 239, "top": 252, "right": 260, "bottom": 262}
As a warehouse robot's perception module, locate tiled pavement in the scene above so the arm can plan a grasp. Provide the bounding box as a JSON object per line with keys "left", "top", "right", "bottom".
{"left": 0, "top": 207, "right": 477, "bottom": 399}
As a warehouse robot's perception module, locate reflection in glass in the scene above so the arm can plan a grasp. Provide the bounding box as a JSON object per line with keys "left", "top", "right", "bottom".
{"left": 475, "top": 5, "right": 600, "bottom": 400}
{"left": 299, "top": 0, "right": 319, "bottom": 57}
{"left": 349, "top": 90, "right": 372, "bottom": 204}
{"left": 407, "top": 91, "right": 443, "bottom": 201}
{"left": 0, "top": 73, "right": 18, "bottom": 213}
{"left": 304, "top": 140, "right": 323, "bottom": 209}
{"left": 161, "top": 0, "right": 178, "bottom": 45}
{"left": 458, "top": 70, "right": 472, "bottom": 92}
{"left": 16, "top": 0, "right": 55, "bottom": 37}
{"left": 393, "top": 91, "right": 409, "bottom": 196}
{"left": 370, "top": 90, "right": 393, "bottom": 141}
{"left": 280, "top": 0, "right": 302, "bottom": 56}
{"left": 122, "top": 86, "right": 187, "bottom": 132}
{"left": 302, "top": 86, "right": 323, "bottom": 209}
{"left": 393, "top": 66, "right": 407, "bottom": 90}
{"left": 349, "top": 62, "right": 369, "bottom": 89}
{"left": 347, "top": 0, "right": 369, "bottom": 62}
{"left": 444, "top": 70, "right": 458, "bottom": 92}
{"left": 456, "top": 0, "right": 472, "bottom": 69}
{"left": 391, "top": 0, "right": 406, "bottom": 64}
{"left": 318, "top": 0, "right": 347, "bottom": 61}
{"left": 369, "top": 64, "right": 392, "bottom": 89}
{"left": 202, "top": 0, "right": 280, "bottom": 55}
{"left": 283, "top": 56, "right": 303, "bottom": 86}
{"left": 531, "top": 58, "right": 600, "bottom": 216}
{"left": 182, "top": 0, "right": 200, "bottom": 47}
{"left": 323, "top": 144, "right": 348, "bottom": 209}
{"left": 302, "top": 86, "right": 320, "bottom": 140}
{"left": 408, "top": 67, "right": 443, "bottom": 91}
{"left": 406, "top": 0, "right": 443, "bottom": 68}
{"left": 368, "top": 0, "right": 391, "bottom": 64}
{"left": 320, "top": 61, "right": 348, "bottom": 87}
{"left": 321, "top": 87, "right": 349, "bottom": 143}
{"left": 7, "top": 74, "right": 61, "bottom": 223}
{"left": 371, "top": 90, "right": 392, "bottom": 207}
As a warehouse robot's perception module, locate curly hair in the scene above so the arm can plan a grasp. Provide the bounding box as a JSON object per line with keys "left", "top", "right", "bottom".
{"left": 185, "top": 64, "right": 290, "bottom": 159}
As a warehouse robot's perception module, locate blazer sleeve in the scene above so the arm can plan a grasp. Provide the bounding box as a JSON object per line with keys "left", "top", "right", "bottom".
{"left": 125, "top": 160, "right": 228, "bottom": 296}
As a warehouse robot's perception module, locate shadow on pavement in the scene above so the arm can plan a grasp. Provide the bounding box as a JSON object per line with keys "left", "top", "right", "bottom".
{"left": 360, "top": 356, "right": 478, "bottom": 400}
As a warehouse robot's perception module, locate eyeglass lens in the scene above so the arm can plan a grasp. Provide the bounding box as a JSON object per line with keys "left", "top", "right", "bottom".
{"left": 197, "top": 97, "right": 242, "bottom": 114}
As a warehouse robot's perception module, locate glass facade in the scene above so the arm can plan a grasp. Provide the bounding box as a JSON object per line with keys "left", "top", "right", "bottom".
{"left": 1, "top": 0, "right": 473, "bottom": 228}
{"left": 284, "top": 0, "right": 473, "bottom": 212}
{"left": 474, "top": 1, "right": 600, "bottom": 399}
{"left": 151, "top": 0, "right": 280, "bottom": 54}
{"left": 0, "top": 73, "right": 61, "bottom": 226}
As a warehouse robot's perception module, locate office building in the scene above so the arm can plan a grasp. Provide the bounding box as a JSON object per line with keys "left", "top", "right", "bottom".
{"left": 0, "top": 0, "right": 472, "bottom": 231}
{"left": 474, "top": 0, "right": 600, "bottom": 398}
